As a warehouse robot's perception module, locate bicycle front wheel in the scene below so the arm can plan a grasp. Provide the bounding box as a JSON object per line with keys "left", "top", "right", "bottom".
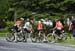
{"left": 47, "top": 33, "right": 55, "bottom": 42}
{"left": 6, "top": 32, "right": 15, "bottom": 42}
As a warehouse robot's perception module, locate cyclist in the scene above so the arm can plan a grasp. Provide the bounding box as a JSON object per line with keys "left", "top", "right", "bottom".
{"left": 36, "top": 19, "right": 45, "bottom": 42}
{"left": 53, "top": 19, "right": 64, "bottom": 38}
{"left": 37, "top": 19, "right": 44, "bottom": 34}
{"left": 12, "top": 18, "right": 24, "bottom": 42}
{"left": 23, "top": 19, "right": 33, "bottom": 42}
{"left": 69, "top": 17, "right": 75, "bottom": 37}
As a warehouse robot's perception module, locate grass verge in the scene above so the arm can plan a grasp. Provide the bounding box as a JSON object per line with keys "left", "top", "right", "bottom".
{"left": 60, "top": 38, "right": 75, "bottom": 45}
{"left": 0, "top": 33, "right": 6, "bottom": 37}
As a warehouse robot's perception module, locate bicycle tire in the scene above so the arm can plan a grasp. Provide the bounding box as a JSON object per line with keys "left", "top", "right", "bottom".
{"left": 47, "top": 33, "right": 56, "bottom": 42}
{"left": 6, "top": 32, "right": 15, "bottom": 42}
{"left": 35, "top": 32, "right": 44, "bottom": 43}
{"left": 17, "top": 32, "right": 24, "bottom": 42}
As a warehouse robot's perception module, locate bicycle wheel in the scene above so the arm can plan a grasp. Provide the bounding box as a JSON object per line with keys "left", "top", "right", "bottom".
{"left": 6, "top": 32, "right": 15, "bottom": 42}
{"left": 35, "top": 32, "right": 44, "bottom": 43}
{"left": 38, "top": 33, "right": 44, "bottom": 43}
{"left": 22, "top": 31, "right": 28, "bottom": 42}
{"left": 47, "top": 33, "right": 55, "bottom": 42}
{"left": 39, "top": 34, "right": 44, "bottom": 42}
{"left": 30, "top": 32, "right": 36, "bottom": 42}
{"left": 61, "top": 33, "right": 68, "bottom": 40}
{"left": 33, "top": 32, "right": 38, "bottom": 43}
{"left": 17, "top": 32, "right": 24, "bottom": 42}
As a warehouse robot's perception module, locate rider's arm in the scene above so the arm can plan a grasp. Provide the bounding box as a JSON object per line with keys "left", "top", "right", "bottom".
{"left": 29, "top": 25, "right": 32, "bottom": 31}
{"left": 62, "top": 24, "right": 64, "bottom": 28}
{"left": 69, "top": 23, "right": 72, "bottom": 31}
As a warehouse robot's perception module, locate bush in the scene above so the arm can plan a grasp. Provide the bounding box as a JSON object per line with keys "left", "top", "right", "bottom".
{"left": 0, "top": 21, "right": 7, "bottom": 28}
{"left": 6, "top": 21, "right": 14, "bottom": 31}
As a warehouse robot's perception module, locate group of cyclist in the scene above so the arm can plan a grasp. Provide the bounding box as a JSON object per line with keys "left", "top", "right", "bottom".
{"left": 10, "top": 16, "right": 75, "bottom": 42}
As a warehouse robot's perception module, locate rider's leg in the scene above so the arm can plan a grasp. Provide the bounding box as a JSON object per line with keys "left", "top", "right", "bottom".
{"left": 23, "top": 28, "right": 28, "bottom": 42}
{"left": 72, "top": 29, "right": 75, "bottom": 39}
{"left": 38, "top": 30, "right": 41, "bottom": 37}
{"left": 13, "top": 28, "right": 18, "bottom": 42}
{"left": 14, "top": 32, "right": 17, "bottom": 42}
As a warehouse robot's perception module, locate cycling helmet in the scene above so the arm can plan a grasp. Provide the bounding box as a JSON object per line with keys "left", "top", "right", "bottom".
{"left": 26, "top": 18, "right": 30, "bottom": 21}
{"left": 20, "top": 18, "right": 24, "bottom": 21}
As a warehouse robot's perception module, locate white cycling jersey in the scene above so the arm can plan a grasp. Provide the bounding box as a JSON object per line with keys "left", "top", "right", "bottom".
{"left": 43, "top": 20, "right": 53, "bottom": 26}
{"left": 23, "top": 22, "right": 31, "bottom": 30}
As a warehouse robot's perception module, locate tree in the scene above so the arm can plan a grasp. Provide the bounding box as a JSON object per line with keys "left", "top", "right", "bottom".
{"left": 0, "top": 0, "right": 8, "bottom": 19}
{"left": 1, "top": 0, "right": 75, "bottom": 21}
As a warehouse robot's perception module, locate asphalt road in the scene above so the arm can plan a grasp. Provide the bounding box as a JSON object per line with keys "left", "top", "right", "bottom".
{"left": 0, "top": 38, "right": 75, "bottom": 51}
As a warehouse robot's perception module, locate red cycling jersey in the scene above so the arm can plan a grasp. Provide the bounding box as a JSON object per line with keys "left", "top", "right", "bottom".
{"left": 37, "top": 21, "right": 43, "bottom": 30}
{"left": 56, "top": 21, "right": 63, "bottom": 28}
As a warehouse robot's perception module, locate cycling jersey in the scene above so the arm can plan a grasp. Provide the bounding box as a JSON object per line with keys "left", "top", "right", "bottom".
{"left": 56, "top": 21, "right": 63, "bottom": 30}
{"left": 23, "top": 22, "right": 32, "bottom": 31}
{"left": 37, "top": 21, "right": 43, "bottom": 30}
{"left": 13, "top": 20, "right": 22, "bottom": 33}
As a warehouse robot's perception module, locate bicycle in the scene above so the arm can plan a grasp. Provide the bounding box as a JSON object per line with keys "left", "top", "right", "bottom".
{"left": 6, "top": 31, "right": 15, "bottom": 42}
{"left": 34, "top": 30, "right": 44, "bottom": 43}
{"left": 47, "top": 29, "right": 67, "bottom": 43}
{"left": 22, "top": 29, "right": 37, "bottom": 42}
{"left": 6, "top": 29, "right": 24, "bottom": 42}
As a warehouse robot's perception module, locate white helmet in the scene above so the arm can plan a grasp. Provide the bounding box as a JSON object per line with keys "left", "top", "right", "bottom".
{"left": 40, "top": 19, "right": 44, "bottom": 22}
{"left": 20, "top": 18, "right": 24, "bottom": 21}
{"left": 27, "top": 18, "right": 30, "bottom": 21}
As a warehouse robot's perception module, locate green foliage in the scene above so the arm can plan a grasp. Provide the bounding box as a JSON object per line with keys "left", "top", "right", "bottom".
{"left": 7, "top": 0, "right": 75, "bottom": 20}
{"left": 6, "top": 21, "right": 14, "bottom": 28}
{"left": 0, "top": 0, "right": 75, "bottom": 21}
{"left": 61, "top": 38, "right": 75, "bottom": 45}
{"left": 0, "top": 0, "right": 8, "bottom": 18}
